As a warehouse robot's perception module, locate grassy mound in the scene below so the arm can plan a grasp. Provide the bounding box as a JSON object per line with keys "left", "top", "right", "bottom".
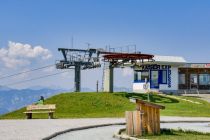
{"left": 0, "top": 92, "right": 135, "bottom": 119}
{"left": 1, "top": 92, "right": 210, "bottom": 119}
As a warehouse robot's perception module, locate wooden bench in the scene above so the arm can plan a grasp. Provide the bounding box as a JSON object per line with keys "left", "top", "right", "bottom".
{"left": 24, "top": 104, "right": 56, "bottom": 119}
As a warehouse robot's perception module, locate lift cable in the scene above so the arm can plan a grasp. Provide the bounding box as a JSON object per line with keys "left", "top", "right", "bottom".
{"left": 1, "top": 70, "right": 73, "bottom": 87}
{"left": 0, "top": 64, "right": 55, "bottom": 80}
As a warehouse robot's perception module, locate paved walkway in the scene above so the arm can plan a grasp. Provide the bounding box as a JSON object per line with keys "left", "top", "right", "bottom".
{"left": 0, "top": 118, "right": 124, "bottom": 140}
{"left": 52, "top": 123, "right": 210, "bottom": 140}
{"left": 51, "top": 123, "right": 210, "bottom": 140}
{"left": 51, "top": 125, "right": 124, "bottom": 140}
{"left": 160, "top": 116, "right": 210, "bottom": 122}
{"left": 1, "top": 117, "right": 210, "bottom": 140}
{"left": 182, "top": 94, "right": 210, "bottom": 103}
{"left": 161, "top": 122, "right": 210, "bottom": 133}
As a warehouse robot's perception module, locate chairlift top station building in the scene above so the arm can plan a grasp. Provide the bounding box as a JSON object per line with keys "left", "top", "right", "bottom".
{"left": 56, "top": 46, "right": 210, "bottom": 94}
{"left": 133, "top": 56, "right": 210, "bottom": 93}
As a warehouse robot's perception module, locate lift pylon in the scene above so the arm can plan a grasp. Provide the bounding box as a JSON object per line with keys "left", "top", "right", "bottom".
{"left": 56, "top": 48, "right": 102, "bottom": 92}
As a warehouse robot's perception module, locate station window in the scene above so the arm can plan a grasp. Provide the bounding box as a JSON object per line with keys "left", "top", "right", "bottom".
{"left": 199, "top": 74, "right": 210, "bottom": 85}
{"left": 159, "top": 70, "right": 167, "bottom": 84}
{"left": 134, "top": 71, "right": 149, "bottom": 82}
{"left": 179, "top": 74, "right": 186, "bottom": 84}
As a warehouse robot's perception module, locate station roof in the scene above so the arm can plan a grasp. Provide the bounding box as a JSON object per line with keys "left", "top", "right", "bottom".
{"left": 153, "top": 55, "right": 186, "bottom": 64}
{"left": 181, "top": 63, "right": 210, "bottom": 68}
{"left": 103, "top": 53, "right": 154, "bottom": 61}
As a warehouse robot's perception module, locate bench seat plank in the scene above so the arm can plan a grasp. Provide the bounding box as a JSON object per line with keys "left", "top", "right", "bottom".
{"left": 24, "top": 111, "right": 55, "bottom": 114}
{"left": 23, "top": 104, "right": 56, "bottom": 119}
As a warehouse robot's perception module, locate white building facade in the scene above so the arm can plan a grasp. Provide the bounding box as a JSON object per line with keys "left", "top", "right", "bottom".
{"left": 133, "top": 55, "right": 186, "bottom": 93}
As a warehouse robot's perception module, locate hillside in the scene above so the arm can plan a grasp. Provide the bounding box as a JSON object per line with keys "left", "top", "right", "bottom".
{"left": 0, "top": 92, "right": 135, "bottom": 119}
{"left": 1, "top": 92, "right": 210, "bottom": 119}
{"left": 0, "top": 88, "right": 67, "bottom": 115}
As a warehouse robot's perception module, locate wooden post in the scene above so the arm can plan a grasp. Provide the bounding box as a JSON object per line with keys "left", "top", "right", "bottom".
{"left": 126, "top": 111, "right": 134, "bottom": 136}
{"left": 133, "top": 111, "right": 142, "bottom": 136}
{"left": 140, "top": 104, "right": 146, "bottom": 134}
{"left": 147, "top": 106, "right": 153, "bottom": 134}
{"left": 154, "top": 108, "right": 158, "bottom": 134}
{"left": 49, "top": 112, "right": 53, "bottom": 119}
{"left": 126, "top": 111, "right": 142, "bottom": 136}
{"left": 157, "top": 109, "right": 160, "bottom": 134}
{"left": 26, "top": 113, "right": 32, "bottom": 119}
{"left": 151, "top": 107, "right": 154, "bottom": 134}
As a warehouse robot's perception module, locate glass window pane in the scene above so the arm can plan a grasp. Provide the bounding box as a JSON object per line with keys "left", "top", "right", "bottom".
{"left": 151, "top": 71, "right": 159, "bottom": 87}
{"left": 199, "top": 74, "right": 210, "bottom": 85}
{"left": 134, "top": 71, "right": 149, "bottom": 82}
{"left": 138, "top": 72, "right": 142, "bottom": 81}
{"left": 190, "top": 74, "right": 198, "bottom": 84}
{"left": 162, "top": 71, "right": 167, "bottom": 84}
{"left": 179, "top": 74, "right": 185, "bottom": 84}
{"left": 134, "top": 72, "right": 138, "bottom": 81}
{"left": 141, "top": 71, "right": 149, "bottom": 82}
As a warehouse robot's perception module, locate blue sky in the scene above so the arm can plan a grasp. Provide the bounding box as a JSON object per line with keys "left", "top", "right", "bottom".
{"left": 0, "top": 0, "right": 210, "bottom": 89}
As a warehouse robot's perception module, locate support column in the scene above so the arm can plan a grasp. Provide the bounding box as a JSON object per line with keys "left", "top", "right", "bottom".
{"left": 103, "top": 64, "right": 114, "bottom": 93}
{"left": 75, "top": 65, "right": 81, "bottom": 92}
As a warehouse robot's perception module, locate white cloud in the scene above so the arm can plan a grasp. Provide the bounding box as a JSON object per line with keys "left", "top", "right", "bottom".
{"left": 0, "top": 41, "right": 52, "bottom": 68}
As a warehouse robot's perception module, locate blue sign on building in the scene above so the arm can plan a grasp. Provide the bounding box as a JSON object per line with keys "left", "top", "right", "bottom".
{"left": 134, "top": 64, "right": 172, "bottom": 89}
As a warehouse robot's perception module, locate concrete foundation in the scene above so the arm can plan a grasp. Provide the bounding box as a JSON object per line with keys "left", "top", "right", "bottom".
{"left": 103, "top": 64, "right": 114, "bottom": 93}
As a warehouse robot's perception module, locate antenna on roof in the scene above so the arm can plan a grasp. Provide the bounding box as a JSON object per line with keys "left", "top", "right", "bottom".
{"left": 85, "top": 42, "right": 91, "bottom": 49}
{"left": 71, "top": 36, "right": 74, "bottom": 48}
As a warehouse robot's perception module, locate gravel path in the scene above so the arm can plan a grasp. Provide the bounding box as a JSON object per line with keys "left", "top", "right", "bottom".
{"left": 1, "top": 117, "right": 210, "bottom": 140}
{"left": 183, "top": 94, "right": 210, "bottom": 103}
{"left": 51, "top": 125, "right": 124, "bottom": 140}
{"left": 161, "top": 122, "right": 210, "bottom": 133}
{"left": 160, "top": 116, "right": 210, "bottom": 122}
{"left": 0, "top": 118, "right": 124, "bottom": 140}
{"left": 51, "top": 123, "right": 210, "bottom": 140}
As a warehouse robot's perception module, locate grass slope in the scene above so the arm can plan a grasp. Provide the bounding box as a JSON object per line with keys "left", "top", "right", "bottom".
{"left": 127, "top": 93, "right": 210, "bottom": 117}
{"left": 0, "top": 92, "right": 135, "bottom": 119}
{"left": 1, "top": 92, "right": 210, "bottom": 119}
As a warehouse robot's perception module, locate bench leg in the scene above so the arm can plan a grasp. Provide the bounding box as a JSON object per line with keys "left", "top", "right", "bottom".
{"left": 48, "top": 113, "right": 53, "bottom": 119}
{"left": 26, "top": 113, "right": 32, "bottom": 119}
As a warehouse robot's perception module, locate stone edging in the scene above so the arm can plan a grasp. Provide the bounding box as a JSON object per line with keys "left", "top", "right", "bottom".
{"left": 161, "top": 121, "right": 210, "bottom": 123}
{"left": 42, "top": 122, "right": 125, "bottom": 140}
{"left": 113, "top": 128, "right": 148, "bottom": 140}
{"left": 42, "top": 120, "right": 210, "bottom": 140}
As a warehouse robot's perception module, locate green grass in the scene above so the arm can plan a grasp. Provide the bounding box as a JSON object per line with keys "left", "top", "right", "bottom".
{"left": 1, "top": 92, "right": 210, "bottom": 119}
{"left": 0, "top": 92, "right": 135, "bottom": 119}
{"left": 137, "top": 129, "right": 210, "bottom": 140}
{"left": 121, "top": 92, "right": 210, "bottom": 117}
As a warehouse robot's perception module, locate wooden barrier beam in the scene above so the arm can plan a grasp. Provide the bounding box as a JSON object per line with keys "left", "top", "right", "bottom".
{"left": 135, "top": 99, "right": 165, "bottom": 109}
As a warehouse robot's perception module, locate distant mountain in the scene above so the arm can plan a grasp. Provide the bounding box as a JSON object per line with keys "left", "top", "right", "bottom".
{"left": 69, "top": 87, "right": 95, "bottom": 92}
{"left": 81, "top": 87, "right": 95, "bottom": 92}
{"left": 0, "top": 87, "right": 68, "bottom": 115}
{"left": 0, "top": 85, "right": 13, "bottom": 91}
{"left": 114, "top": 86, "right": 132, "bottom": 92}
{"left": 0, "top": 108, "right": 9, "bottom": 115}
